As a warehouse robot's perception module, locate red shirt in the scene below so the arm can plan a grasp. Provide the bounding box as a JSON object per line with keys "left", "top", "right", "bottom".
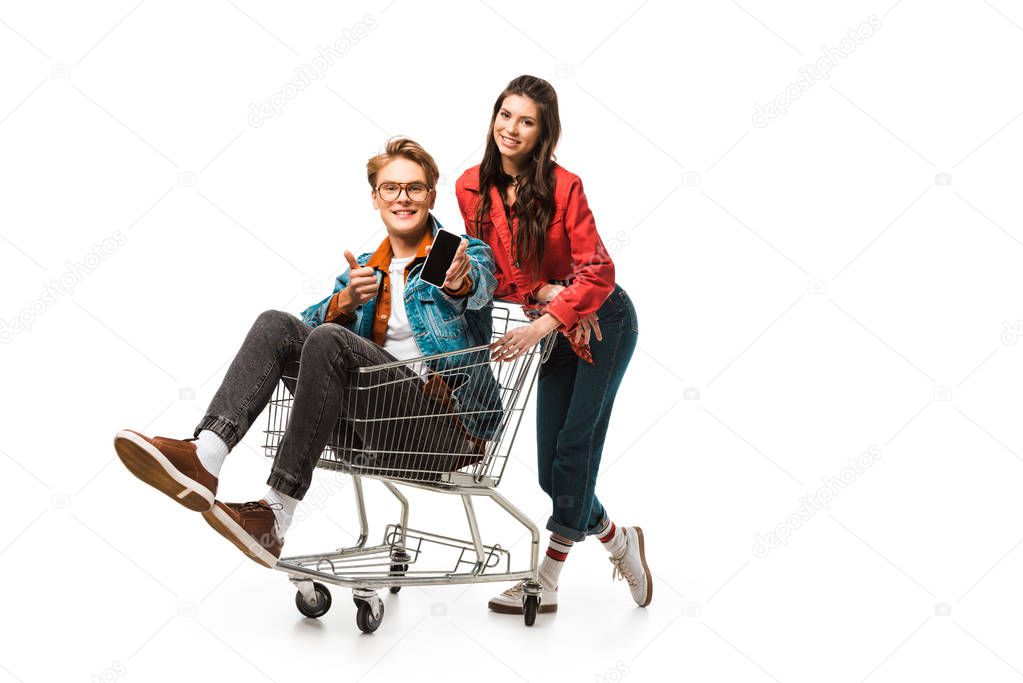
{"left": 454, "top": 164, "right": 615, "bottom": 329}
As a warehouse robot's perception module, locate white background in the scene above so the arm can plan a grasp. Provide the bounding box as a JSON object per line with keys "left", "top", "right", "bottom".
{"left": 2, "top": 1, "right": 1023, "bottom": 681}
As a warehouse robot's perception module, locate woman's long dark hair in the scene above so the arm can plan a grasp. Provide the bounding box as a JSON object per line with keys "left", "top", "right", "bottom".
{"left": 473, "top": 75, "right": 562, "bottom": 276}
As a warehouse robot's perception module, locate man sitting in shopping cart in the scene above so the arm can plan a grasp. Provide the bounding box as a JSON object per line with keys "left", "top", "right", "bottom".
{"left": 114, "top": 137, "right": 502, "bottom": 568}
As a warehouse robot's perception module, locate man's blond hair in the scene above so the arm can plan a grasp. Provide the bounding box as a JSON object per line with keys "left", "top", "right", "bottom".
{"left": 367, "top": 137, "right": 440, "bottom": 189}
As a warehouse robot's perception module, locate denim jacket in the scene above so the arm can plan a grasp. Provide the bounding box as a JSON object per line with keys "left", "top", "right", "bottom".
{"left": 300, "top": 215, "right": 503, "bottom": 440}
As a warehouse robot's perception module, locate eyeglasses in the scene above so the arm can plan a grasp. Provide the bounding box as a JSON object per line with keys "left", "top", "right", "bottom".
{"left": 375, "top": 182, "right": 431, "bottom": 202}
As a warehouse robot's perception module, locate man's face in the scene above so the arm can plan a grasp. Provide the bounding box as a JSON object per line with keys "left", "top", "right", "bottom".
{"left": 371, "top": 158, "right": 436, "bottom": 239}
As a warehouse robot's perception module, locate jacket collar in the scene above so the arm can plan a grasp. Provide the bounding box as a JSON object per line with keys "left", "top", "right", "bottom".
{"left": 461, "top": 166, "right": 480, "bottom": 191}
{"left": 461, "top": 162, "right": 562, "bottom": 191}
{"left": 364, "top": 214, "right": 439, "bottom": 270}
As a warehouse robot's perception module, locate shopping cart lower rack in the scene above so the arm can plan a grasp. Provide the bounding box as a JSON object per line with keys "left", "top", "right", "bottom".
{"left": 262, "top": 306, "right": 552, "bottom": 632}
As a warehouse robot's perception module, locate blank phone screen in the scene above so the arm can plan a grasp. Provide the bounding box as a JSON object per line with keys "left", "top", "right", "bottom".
{"left": 420, "top": 230, "right": 461, "bottom": 287}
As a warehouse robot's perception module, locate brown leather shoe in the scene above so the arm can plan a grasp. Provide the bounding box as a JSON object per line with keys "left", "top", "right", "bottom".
{"left": 114, "top": 429, "right": 218, "bottom": 512}
{"left": 202, "top": 500, "right": 283, "bottom": 568}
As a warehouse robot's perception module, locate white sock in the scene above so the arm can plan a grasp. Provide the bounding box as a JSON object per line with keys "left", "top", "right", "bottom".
{"left": 194, "top": 430, "right": 229, "bottom": 477}
{"left": 596, "top": 519, "right": 628, "bottom": 558}
{"left": 264, "top": 488, "right": 299, "bottom": 538}
{"left": 538, "top": 535, "right": 573, "bottom": 590}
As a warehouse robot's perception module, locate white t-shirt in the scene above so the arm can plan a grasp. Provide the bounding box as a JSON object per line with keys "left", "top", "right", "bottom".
{"left": 382, "top": 256, "right": 422, "bottom": 363}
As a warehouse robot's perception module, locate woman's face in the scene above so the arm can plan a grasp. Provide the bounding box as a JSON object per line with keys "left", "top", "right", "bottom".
{"left": 371, "top": 157, "right": 435, "bottom": 238}
{"left": 493, "top": 94, "right": 541, "bottom": 166}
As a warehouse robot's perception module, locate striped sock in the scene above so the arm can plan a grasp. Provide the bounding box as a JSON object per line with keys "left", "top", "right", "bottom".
{"left": 596, "top": 519, "right": 627, "bottom": 558}
{"left": 539, "top": 534, "right": 573, "bottom": 590}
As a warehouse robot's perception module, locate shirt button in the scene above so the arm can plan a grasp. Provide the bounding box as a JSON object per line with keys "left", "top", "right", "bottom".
{"left": 379, "top": 314, "right": 387, "bottom": 320}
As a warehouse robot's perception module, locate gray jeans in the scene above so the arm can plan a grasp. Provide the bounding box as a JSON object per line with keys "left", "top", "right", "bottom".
{"left": 194, "top": 310, "right": 477, "bottom": 499}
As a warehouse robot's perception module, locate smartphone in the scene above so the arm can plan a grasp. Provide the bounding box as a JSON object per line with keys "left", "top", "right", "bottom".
{"left": 420, "top": 229, "right": 462, "bottom": 288}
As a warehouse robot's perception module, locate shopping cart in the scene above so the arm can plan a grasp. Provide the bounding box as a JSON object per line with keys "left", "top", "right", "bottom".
{"left": 262, "top": 305, "right": 553, "bottom": 632}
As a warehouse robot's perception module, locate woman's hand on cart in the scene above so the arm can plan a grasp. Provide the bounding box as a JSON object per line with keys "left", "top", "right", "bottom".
{"left": 491, "top": 313, "right": 561, "bottom": 362}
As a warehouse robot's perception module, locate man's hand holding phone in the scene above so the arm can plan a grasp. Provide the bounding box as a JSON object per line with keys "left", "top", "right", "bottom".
{"left": 424, "top": 234, "right": 471, "bottom": 291}
{"left": 338, "top": 250, "right": 378, "bottom": 313}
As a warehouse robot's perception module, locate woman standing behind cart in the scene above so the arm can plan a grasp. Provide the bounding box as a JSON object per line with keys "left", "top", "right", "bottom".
{"left": 455, "top": 75, "right": 650, "bottom": 615}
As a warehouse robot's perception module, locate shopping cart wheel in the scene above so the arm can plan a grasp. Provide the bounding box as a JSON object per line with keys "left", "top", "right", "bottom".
{"left": 355, "top": 598, "right": 384, "bottom": 633}
{"left": 389, "top": 563, "right": 408, "bottom": 594}
{"left": 523, "top": 595, "right": 539, "bottom": 626}
{"left": 295, "top": 582, "right": 332, "bottom": 619}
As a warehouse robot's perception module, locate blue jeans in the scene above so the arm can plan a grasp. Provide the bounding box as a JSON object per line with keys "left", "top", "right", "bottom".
{"left": 537, "top": 285, "right": 638, "bottom": 541}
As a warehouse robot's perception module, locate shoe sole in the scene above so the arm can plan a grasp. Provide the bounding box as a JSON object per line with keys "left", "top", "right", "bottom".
{"left": 488, "top": 599, "right": 557, "bottom": 615}
{"left": 114, "top": 430, "right": 214, "bottom": 512}
{"left": 634, "top": 526, "right": 653, "bottom": 607}
{"left": 202, "top": 504, "right": 279, "bottom": 568}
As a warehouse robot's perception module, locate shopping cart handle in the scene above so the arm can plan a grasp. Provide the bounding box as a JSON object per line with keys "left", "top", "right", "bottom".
{"left": 354, "top": 334, "right": 555, "bottom": 373}
{"left": 353, "top": 342, "right": 494, "bottom": 373}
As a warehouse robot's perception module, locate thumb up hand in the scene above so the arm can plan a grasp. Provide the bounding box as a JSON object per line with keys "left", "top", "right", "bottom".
{"left": 344, "top": 250, "right": 360, "bottom": 271}
{"left": 343, "top": 250, "right": 378, "bottom": 306}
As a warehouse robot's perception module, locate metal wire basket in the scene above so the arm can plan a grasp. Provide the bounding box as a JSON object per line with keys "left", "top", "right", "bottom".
{"left": 263, "top": 306, "right": 549, "bottom": 488}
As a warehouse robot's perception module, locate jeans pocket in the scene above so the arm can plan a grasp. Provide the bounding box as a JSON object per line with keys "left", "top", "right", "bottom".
{"left": 615, "top": 288, "right": 639, "bottom": 334}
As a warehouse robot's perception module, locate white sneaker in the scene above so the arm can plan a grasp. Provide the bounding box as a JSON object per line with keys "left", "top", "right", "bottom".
{"left": 609, "top": 526, "right": 652, "bottom": 607}
{"left": 487, "top": 580, "right": 558, "bottom": 614}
